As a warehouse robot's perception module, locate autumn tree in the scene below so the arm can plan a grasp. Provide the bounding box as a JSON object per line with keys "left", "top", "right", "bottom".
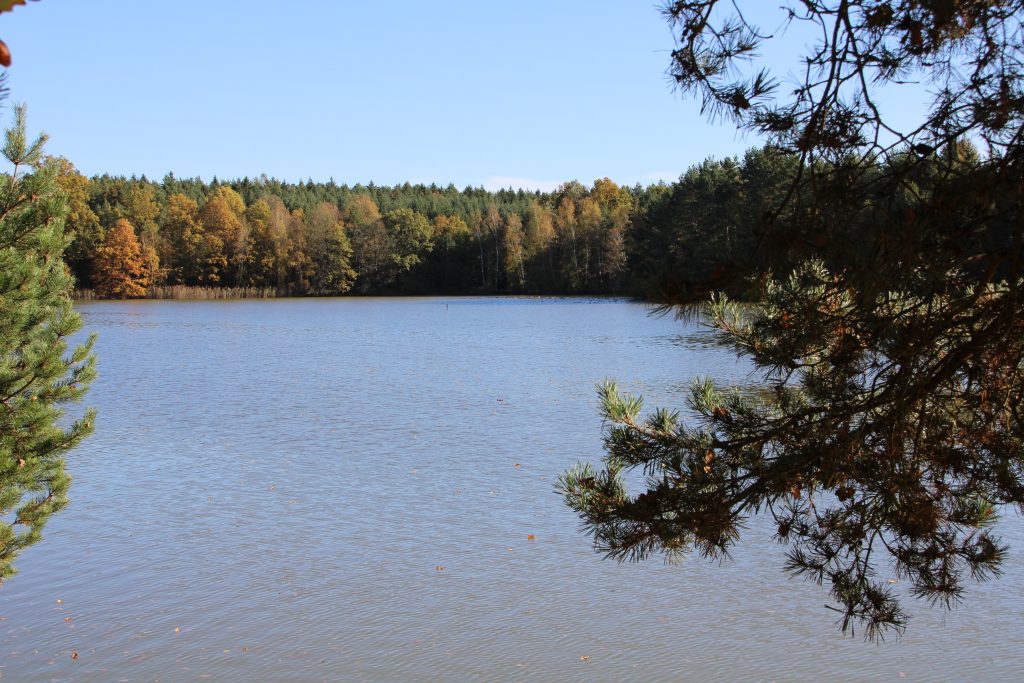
{"left": 50, "top": 156, "right": 102, "bottom": 288}
{"left": 0, "top": 107, "right": 95, "bottom": 580}
{"left": 306, "top": 201, "right": 355, "bottom": 295}
{"left": 524, "top": 201, "right": 556, "bottom": 288}
{"left": 554, "top": 195, "right": 579, "bottom": 290}
{"left": 93, "top": 218, "right": 151, "bottom": 298}
{"left": 431, "top": 213, "right": 471, "bottom": 290}
{"left": 560, "top": 0, "right": 1024, "bottom": 640}
{"left": 576, "top": 197, "right": 602, "bottom": 287}
{"left": 158, "top": 193, "right": 200, "bottom": 284}
{"left": 200, "top": 187, "right": 246, "bottom": 285}
{"left": 240, "top": 198, "right": 276, "bottom": 287}
{"left": 502, "top": 212, "right": 526, "bottom": 289}
{"left": 344, "top": 194, "right": 388, "bottom": 292}
{"left": 592, "top": 178, "right": 633, "bottom": 288}
{"left": 482, "top": 205, "right": 504, "bottom": 288}
{"left": 284, "top": 207, "right": 313, "bottom": 294}
{"left": 265, "top": 196, "right": 294, "bottom": 292}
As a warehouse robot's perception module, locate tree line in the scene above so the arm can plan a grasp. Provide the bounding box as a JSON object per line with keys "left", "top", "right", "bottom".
{"left": 61, "top": 170, "right": 657, "bottom": 298}
{"left": 57, "top": 149, "right": 819, "bottom": 300}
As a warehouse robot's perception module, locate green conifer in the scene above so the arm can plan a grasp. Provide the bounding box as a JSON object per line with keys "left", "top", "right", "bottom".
{"left": 0, "top": 106, "right": 95, "bottom": 581}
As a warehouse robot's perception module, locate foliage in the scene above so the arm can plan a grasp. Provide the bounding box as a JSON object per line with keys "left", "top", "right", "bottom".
{"left": 306, "top": 202, "right": 355, "bottom": 295}
{"left": 0, "top": 1, "right": 33, "bottom": 14}
{"left": 93, "top": 218, "right": 151, "bottom": 298}
{"left": 68, "top": 173, "right": 663, "bottom": 297}
{"left": 0, "top": 106, "right": 94, "bottom": 580}
{"left": 560, "top": 0, "right": 1024, "bottom": 640}
{"left": 51, "top": 156, "right": 103, "bottom": 288}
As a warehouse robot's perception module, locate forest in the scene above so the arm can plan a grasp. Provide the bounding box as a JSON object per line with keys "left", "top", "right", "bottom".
{"left": 62, "top": 141, "right": 984, "bottom": 306}
{"left": 58, "top": 146, "right": 804, "bottom": 300}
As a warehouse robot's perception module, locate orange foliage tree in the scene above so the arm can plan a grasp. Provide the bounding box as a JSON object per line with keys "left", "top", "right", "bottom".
{"left": 93, "top": 218, "right": 151, "bottom": 298}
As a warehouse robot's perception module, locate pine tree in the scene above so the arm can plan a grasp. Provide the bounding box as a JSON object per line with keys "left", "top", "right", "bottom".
{"left": 0, "top": 106, "right": 95, "bottom": 581}
{"left": 560, "top": 0, "right": 1024, "bottom": 640}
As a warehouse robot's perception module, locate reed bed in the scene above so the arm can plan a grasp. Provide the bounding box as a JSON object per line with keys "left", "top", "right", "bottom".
{"left": 73, "top": 286, "right": 280, "bottom": 301}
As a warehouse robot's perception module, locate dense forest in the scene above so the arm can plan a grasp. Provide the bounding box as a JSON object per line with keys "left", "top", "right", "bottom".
{"left": 57, "top": 146, "right": 801, "bottom": 299}
{"left": 61, "top": 143, "right": 974, "bottom": 301}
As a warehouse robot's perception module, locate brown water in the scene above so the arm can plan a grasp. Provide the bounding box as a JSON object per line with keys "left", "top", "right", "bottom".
{"left": 1, "top": 297, "right": 1021, "bottom": 682}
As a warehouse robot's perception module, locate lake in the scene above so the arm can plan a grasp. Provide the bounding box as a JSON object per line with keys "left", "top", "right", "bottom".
{"left": 1, "top": 297, "right": 1021, "bottom": 681}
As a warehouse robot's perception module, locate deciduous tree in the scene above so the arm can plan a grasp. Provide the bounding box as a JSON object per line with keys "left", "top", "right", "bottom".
{"left": 306, "top": 202, "right": 355, "bottom": 295}
{"left": 93, "top": 218, "right": 151, "bottom": 298}
{"left": 502, "top": 212, "right": 526, "bottom": 289}
{"left": 50, "top": 156, "right": 102, "bottom": 288}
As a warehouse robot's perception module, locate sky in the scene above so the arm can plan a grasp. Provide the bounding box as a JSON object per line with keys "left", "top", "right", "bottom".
{"left": 0, "top": 1, "right": 927, "bottom": 190}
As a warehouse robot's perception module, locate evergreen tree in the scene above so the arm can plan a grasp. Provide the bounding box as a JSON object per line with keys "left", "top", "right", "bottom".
{"left": 0, "top": 107, "right": 95, "bottom": 581}
{"left": 560, "top": 0, "right": 1024, "bottom": 640}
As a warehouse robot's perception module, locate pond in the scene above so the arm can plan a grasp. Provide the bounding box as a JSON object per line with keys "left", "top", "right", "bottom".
{"left": 1, "top": 297, "right": 1021, "bottom": 681}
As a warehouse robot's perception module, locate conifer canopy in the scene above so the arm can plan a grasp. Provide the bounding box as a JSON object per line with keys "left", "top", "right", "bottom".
{"left": 559, "top": 0, "right": 1024, "bottom": 640}
{"left": 0, "top": 106, "right": 95, "bottom": 581}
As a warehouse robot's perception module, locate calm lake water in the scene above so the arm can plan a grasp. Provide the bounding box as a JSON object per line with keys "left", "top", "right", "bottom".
{"left": 1, "top": 297, "right": 1022, "bottom": 681}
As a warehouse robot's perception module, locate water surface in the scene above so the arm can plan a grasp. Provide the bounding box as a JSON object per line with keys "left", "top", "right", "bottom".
{"left": 1, "top": 297, "right": 1021, "bottom": 681}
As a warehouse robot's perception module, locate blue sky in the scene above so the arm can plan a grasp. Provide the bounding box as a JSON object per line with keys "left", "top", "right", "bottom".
{"left": 1, "top": 1, "right": 925, "bottom": 190}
